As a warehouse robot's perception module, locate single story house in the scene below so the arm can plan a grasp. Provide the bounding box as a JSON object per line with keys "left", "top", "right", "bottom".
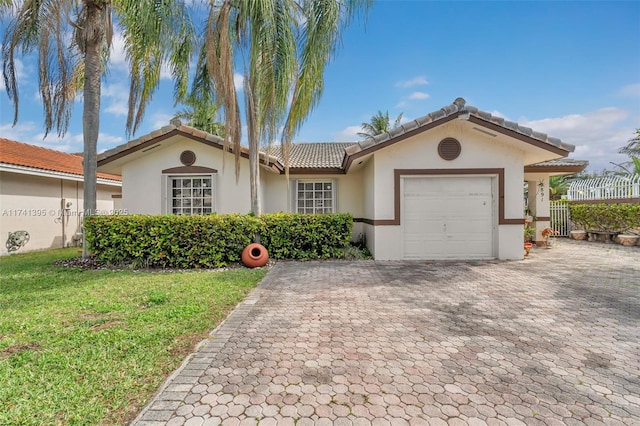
{"left": 97, "top": 97, "right": 587, "bottom": 260}
{"left": 0, "top": 138, "right": 122, "bottom": 255}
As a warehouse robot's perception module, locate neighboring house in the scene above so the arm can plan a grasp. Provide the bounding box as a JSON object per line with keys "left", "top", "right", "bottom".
{"left": 97, "top": 97, "right": 587, "bottom": 260}
{"left": 0, "top": 138, "right": 122, "bottom": 255}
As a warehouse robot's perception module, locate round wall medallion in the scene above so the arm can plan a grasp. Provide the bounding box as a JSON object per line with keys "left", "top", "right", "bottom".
{"left": 438, "top": 138, "right": 461, "bottom": 161}
{"left": 180, "top": 150, "right": 196, "bottom": 166}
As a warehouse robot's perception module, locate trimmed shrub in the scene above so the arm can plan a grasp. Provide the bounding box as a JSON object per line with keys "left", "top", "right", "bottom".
{"left": 569, "top": 203, "right": 640, "bottom": 233}
{"left": 260, "top": 213, "right": 353, "bottom": 260}
{"left": 85, "top": 214, "right": 261, "bottom": 268}
{"left": 84, "top": 213, "right": 353, "bottom": 268}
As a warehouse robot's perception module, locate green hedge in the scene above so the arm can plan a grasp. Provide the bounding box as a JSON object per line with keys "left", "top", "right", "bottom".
{"left": 569, "top": 203, "right": 640, "bottom": 233}
{"left": 84, "top": 213, "right": 353, "bottom": 268}
{"left": 260, "top": 213, "right": 352, "bottom": 260}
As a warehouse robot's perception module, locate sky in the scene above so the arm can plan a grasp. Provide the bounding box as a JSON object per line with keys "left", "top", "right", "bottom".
{"left": 1, "top": 1, "right": 639, "bottom": 174}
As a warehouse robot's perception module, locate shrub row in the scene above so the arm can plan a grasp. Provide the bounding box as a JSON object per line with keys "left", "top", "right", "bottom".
{"left": 84, "top": 213, "right": 353, "bottom": 268}
{"left": 569, "top": 203, "right": 640, "bottom": 233}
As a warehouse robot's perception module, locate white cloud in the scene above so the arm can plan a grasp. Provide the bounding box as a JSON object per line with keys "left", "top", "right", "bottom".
{"left": 334, "top": 125, "right": 361, "bottom": 141}
{"left": 160, "top": 61, "right": 172, "bottom": 80}
{"left": 520, "top": 107, "right": 632, "bottom": 172}
{"left": 616, "top": 83, "right": 640, "bottom": 98}
{"left": 234, "top": 73, "right": 244, "bottom": 91}
{"left": 395, "top": 76, "right": 428, "bottom": 88}
{"left": 109, "top": 32, "right": 127, "bottom": 70}
{"left": 102, "top": 83, "right": 129, "bottom": 116}
{"left": 408, "top": 91, "right": 429, "bottom": 100}
{"left": 150, "top": 112, "right": 175, "bottom": 129}
{"left": 1, "top": 121, "right": 122, "bottom": 153}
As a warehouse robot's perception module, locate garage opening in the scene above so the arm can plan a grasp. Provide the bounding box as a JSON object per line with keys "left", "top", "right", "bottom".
{"left": 402, "top": 176, "right": 496, "bottom": 259}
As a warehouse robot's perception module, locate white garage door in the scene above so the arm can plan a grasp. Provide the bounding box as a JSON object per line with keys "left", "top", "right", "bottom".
{"left": 403, "top": 176, "right": 495, "bottom": 259}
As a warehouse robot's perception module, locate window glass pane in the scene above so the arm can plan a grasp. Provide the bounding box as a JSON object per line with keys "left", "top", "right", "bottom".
{"left": 295, "top": 181, "right": 335, "bottom": 214}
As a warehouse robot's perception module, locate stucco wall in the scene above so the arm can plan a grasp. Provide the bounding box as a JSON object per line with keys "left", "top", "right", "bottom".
{"left": 0, "top": 171, "right": 119, "bottom": 255}
{"left": 262, "top": 170, "right": 365, "bottom": 241}
{"left": 120, "top": 137, "right": 252, "bottom": 214}
{"left": 365, "top": 120, "right": 526, "bottom": 260}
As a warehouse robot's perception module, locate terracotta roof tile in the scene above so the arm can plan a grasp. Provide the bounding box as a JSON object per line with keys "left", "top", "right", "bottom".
{"left": 0, "top": 138, "right": 121, "bottom": 181}
{"left": 268, "top": 143, "right": 355, "bottom": 169}
{"left": 356, "top": 97, "right": 576, "bottom": 154}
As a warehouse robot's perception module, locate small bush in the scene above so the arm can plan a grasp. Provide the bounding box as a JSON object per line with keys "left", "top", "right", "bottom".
{"left": 260, "top": 213, "right": 353, "bottom": 260}
{"left": 569, "top": 203, "right": 640, "bottom": 233}
{"left": 85, "top": 213, "right": 354, "bottom": 268}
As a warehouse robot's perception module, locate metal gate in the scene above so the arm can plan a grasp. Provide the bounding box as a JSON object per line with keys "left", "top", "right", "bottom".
{"left": 550, "top": 201, "right": 570, "bottom": 236}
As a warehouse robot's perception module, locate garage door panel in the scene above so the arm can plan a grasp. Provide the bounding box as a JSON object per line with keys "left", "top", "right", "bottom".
{"left": 402, "top": 176, "right": 494, "bottom": 259}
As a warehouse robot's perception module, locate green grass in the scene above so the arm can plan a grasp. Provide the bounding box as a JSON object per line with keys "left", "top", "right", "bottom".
{"left": 0, "top": 248, "right": 266, "bottom": 425}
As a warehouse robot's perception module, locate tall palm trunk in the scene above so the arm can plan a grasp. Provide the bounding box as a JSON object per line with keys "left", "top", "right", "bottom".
{"left": 249, "top": 135, "right": 261, "bottom": 216}
{"left": 81, "top": 2, "right": 104, "bottom": 258}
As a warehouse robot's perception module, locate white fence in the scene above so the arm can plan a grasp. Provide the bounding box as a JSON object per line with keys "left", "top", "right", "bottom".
{"left": 550, "top": 201, "right": 570, "bottom": 236}
{"left": 567, "top": 174, "right": 640, "bottom": 201}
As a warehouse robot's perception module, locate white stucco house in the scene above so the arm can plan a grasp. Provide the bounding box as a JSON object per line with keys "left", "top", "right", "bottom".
{"left": 97, "top": 98, "right": 587, "bottom": 260}
{"left": 0, "top": 138, "right": 122, "bottom": 255}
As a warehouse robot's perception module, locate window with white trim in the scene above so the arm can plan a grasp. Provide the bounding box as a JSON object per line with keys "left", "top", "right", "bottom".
{"left": 295, "top": 180, "right": 335, "bottom": 214}
{"left": 169, "top": 176, "right": 214, "bottom": 215}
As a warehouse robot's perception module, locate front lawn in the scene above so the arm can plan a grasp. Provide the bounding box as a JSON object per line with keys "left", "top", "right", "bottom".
{"left": 0, "top": 248, "right": 266, "bottom": 425}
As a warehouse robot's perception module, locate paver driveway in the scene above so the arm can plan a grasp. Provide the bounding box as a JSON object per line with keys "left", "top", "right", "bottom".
{"left": 133, "top": 240, "right": 640, "bottom": 426}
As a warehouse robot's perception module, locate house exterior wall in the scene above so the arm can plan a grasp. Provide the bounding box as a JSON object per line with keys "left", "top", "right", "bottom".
{"left": 525, "top": 173, "right": 551, "bottom": 243}
{"left": 364, "top": 120, "right": 525, "bottom": 260}
{"left": 120, "top": 137, "right": 252, "bottom": 215}
{"left": 262, "top": 170, "right": 365, "bottom": 240}
{"left": 0, "top": 171, "right": 119, "bottom": 255}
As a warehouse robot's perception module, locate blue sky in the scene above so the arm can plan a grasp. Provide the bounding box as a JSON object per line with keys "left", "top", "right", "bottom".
{"left": 1, "top": 1, "right": 639, "bottom": 173}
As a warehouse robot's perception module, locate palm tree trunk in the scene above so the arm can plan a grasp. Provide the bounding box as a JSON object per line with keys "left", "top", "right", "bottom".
{"left": 81, "top": 4, "right": 103, "bottom": 258}
{"left": 249, "top": 133, "right": 261, "bottom": 217}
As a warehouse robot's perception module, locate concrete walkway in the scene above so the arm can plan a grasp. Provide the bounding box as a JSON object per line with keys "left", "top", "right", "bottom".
{"left": 132, "top": 240, "right": 640, "bottom": 426}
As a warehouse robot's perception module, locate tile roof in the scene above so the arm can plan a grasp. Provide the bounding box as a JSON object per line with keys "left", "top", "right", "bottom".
{"left": 346, "top": 97, "right": 576, "bottom": 157}
{"left": 529, "top": 159, "right": 589, "bottom": 168}
{"left": 98, "top": 99, "right": 583, "bottom": 173}
{"left": 525, "top": 158, "right": 589, "bottom": 174}
{"left": 0, "top": 138, "right": 121, "bottom": 182}
{"left": 267, "top": 143, "right": 355, "bottom": 169}
{"left": 98, "top": 119, "right": 227, "bottom": 161}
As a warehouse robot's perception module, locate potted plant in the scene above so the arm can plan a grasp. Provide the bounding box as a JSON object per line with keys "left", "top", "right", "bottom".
{"left": 541, "top": 227, "right": 558, "bottom": 248}
{"left": 524, "top": 224, "right": 536, "bottom": 257}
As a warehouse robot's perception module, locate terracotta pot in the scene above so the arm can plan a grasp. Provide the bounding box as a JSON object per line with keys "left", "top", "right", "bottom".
{"left": 242, "top": 243, "right": 269, "bottom": 268}
{"left": 524, "top": 242, "right": 533, "bottom": 257}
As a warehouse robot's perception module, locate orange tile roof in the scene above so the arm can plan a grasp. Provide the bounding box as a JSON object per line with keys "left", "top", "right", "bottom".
{"left": 0, "top": 138, "right": 121, "bottom": 182}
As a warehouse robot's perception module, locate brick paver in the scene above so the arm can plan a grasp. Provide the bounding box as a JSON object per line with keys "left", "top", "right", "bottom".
{"left": 132, "top": 240, "right": 640, "bottom": 425}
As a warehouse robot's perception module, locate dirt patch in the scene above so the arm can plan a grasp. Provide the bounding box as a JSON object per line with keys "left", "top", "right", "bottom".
{"left": 0, "top": 342, "right": 43, "bottom": 358}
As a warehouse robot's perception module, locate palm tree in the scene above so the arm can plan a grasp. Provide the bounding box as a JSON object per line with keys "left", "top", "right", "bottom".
{"left": 2, "top": 0, "right": 194, "bottom": 256}
{"left": 358, "top": 110, "right": 403, "bottom": 139}
{"left": 196, "top": 0, "right": 371, "bottom": 215}
{"left": 173, "top": 95, "right": 224, "bottom": 136}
